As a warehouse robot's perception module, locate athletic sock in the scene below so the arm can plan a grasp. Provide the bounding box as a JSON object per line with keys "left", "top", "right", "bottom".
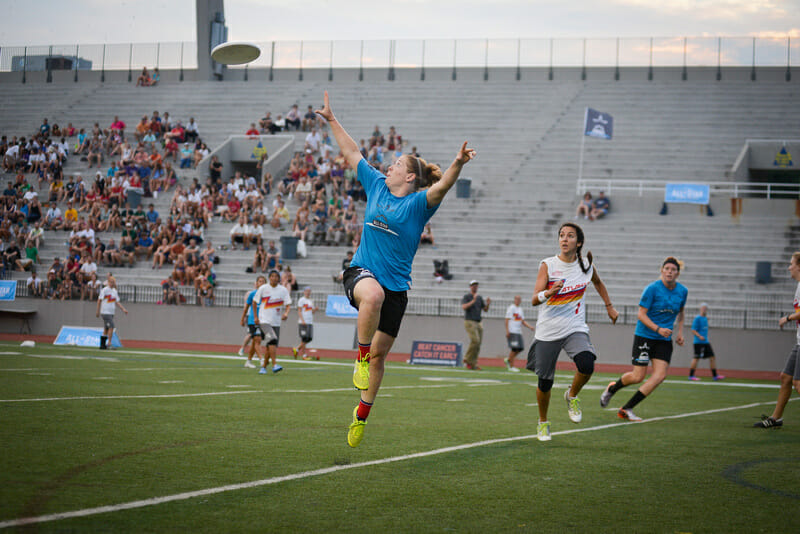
{"left": 357, "top": 342, "right": 371, "bottom": 362}
{"left": 622, "top": 390, "right": 647, "bottom": 410}
{"left": 356, "top": 399, "right": 373, "bottom": 421}
{"left": 608, "top": 377, "right": 627, "bottom": 394}
{"left": 711, "top": 368, "right": 718, "bottom": 378}
{"left": 689, "top": 368, "right": 696, "bottom": 377}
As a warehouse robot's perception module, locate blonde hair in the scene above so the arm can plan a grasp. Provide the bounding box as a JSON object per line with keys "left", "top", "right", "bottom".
{"left": 406, "top": 156, "right": 443, "bottom": 190}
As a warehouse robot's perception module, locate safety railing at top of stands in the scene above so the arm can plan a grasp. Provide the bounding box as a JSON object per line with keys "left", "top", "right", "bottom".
{"left": 0, "top": 36, "right": 797, "bottom": 78}
{"left": 11, "top": 282, "right": 789, "bottom": 331}
{"left": 577, "top": 179, "right": 800, "bottom": 200}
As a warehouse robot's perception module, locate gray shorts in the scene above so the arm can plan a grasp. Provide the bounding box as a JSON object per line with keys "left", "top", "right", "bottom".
{"left": 526, "top": 331, "right": 595, "bottom": 381}
{"left": 783, "top": 345, "right": 800, "bottom": 380}
{"left": 262, "top": 325, "right": 280, "bottom": 347}
{"left": 507, "top": 333, "right": 524, "bottom": 352}
{"left": 101, "top": 314, "right": 115, "bottom": 330}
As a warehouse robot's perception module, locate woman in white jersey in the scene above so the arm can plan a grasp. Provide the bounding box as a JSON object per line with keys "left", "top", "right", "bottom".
{"left": 754, "top": 251, "right": 800, "bottom": 428}
{"left": 526, "top": 222, "right": 618, "bottom": 441}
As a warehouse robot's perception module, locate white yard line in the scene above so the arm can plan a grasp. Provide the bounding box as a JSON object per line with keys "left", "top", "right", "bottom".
{"left": 1, "top": 398, "right": 791, "bottom": 529}
{"left": 0, "top": 391, "right": 261, "bottom": 403}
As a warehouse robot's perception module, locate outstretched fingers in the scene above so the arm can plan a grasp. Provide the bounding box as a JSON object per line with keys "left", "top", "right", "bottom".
{"left": 457, "top": 141, "right": 476, "bottom": 164}
{"left": 315, "top": 91, "right": 333, "bottom": 121}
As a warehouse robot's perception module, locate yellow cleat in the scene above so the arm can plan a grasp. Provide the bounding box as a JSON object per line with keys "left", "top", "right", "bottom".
{"left": 352, "top": 357, "right": 370, "bottom": 390}
{"left": 347, "top": 406, "right": 366, "bottom": 448}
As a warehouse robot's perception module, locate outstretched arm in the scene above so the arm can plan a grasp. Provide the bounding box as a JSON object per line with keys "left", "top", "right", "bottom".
{"left": 426, "top": 142, "right": 476, "bottom": 207}
{"left": 315, "top": 91, "right": 361, "bottom": 170}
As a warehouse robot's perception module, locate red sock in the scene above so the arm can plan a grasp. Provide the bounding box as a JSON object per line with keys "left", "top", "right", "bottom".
{"left": 358, "top": 343, "right": 371, "bottom": 362}
{"left": 356, "top": 399, "right": 373, "bottom": 421}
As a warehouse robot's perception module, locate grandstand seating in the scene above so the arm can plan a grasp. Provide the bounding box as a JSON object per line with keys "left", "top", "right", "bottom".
{"left": 2, "top": 78, "right": 798, "bottom": 317}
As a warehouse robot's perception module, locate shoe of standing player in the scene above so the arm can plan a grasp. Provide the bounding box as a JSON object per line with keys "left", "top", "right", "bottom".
{"left": 272, "top": 364, "right": 283, "bottom": 374}
{"left": 238, "top": 347, "right": 244, "bottom": 357}
{"left": 537, "top": 421, "right": 551, "bottom": 441}
{"left": 600, "top": 381, "right": 614, "bottom": 408}
{"left": 504, "top": 357, "right": 511, "bottom": 370}
{"left": 353, "top": 357, "right": 370, "bottom": 390}
{"left": 565, "top": 389, "right": 582, "bottom": 423}
{"left": 244, "top": 360, "right": 256, "bottom": 368}
{"left": 688, "top": 376, "right": 700, "bottom": 381}
{"left": 258, "top": 367, "right": 267, "bottom": 375}
{"left": 617, "top": 408, "right": 643, "bottom": 422}
{"left": 753, "top": 415, "right": 783, "bottom": 428}
{"left": 348, "top": 406, "right": 366, "bottom": 447}
{"left": 714, "top": 375, "right": 726, "bottom": 381}
{"left": 509, "top": 367, "right": 520, "bottom": 373}
{"left": 292, "top": 347, "right": 298, "bottom": 359}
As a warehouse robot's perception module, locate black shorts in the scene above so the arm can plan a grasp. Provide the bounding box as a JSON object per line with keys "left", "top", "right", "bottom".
{"left": 631, "top": 335, "right": 673, "bottom": 366}
{"left": 298, "top": 324, "right": 313, "bottom": 343}
{"left": 693, "top": 343, "right": 715, "bottom": 358}
{"left": 248, "top": 324, "right": 265, "bottom": 338}
{"left": 507, "top": 333, "right": 524, "bottom": 352}
{"left": 342, "top": 266, "right": 408, "bottom": 338}
{"left": 262, "top": 325, "right": 280, "bottom": 346}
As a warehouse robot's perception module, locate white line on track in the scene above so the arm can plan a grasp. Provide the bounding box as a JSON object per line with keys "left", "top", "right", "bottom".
{"left": 0, "top": 391, "right": 261, "bottom": 403}
{"left": 1, "top": 398, "right": 792, "bottom": 529}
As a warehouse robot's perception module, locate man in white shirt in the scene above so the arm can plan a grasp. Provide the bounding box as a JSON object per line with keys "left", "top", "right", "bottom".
{"left": 229, "top": 214, "right": 250, "bottom": 250}
{"left": 293, "top": 286, "right": 318, "bottom": 361}
{"left": 44, "top": 203, "right": 62, "bottom": 230}
{"left": 504, "top": 295, "right": 535, "bottom": 372}
{"left": 304, "top": 128, "right": 322, "bottom": 154}
{"left": 252, "top": 269, "right": 291, "bottom": 374}
{"left": 96, "top": 277, "right": 128, "bottom": 349}
{"left": 247, "top": 221, "right": 264, "bottom": 247}
{"left": 26, "top": 271, "right": 43, "bottom": 297}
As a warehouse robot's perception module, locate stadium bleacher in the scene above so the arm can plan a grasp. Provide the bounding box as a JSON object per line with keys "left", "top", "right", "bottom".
{"left": 2, "top": 78, "right": 798, "bottom": 319}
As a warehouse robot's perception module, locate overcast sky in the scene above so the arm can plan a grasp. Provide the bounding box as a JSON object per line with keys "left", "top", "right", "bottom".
{"left": 2, "top": 0, "right": 798, "bottom": 45}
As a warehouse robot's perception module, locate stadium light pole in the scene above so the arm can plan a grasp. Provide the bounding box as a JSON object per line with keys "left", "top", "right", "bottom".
{"left": 269, "top": 41, "right": 275, "bottom": 82}
{"left": 298, "top": 41, "right": 304, "bottom": 82}
{"left": 100, "top": 44, "right": 105, "bottom": 83}
{"left": 516, "top": 39, "right": 521, "bottom": 81}
{"left": 716, "top": 37, "right": 722, "bottom": 81}
{"left": 328, "top": 40, "right": 334, "bottom": 82}
{"left": 179, "top": 42, "right": 184, "bottom": 82}
{"left": 581, "top": 38, "right": 587, "bottom": 81}
{"left": 127, "top": 43, "right": 133, "bottom": 83}
{"left": 452, "top": 40, "right": 457, "bottom": 81}
{"left": 359, "top": 40, "right": 364, "bottom": 81}
{"left": 751, "top": 37, "right": 756, "bottom": 81}
{"left": 420, "top": 40, "right": 426, "bottom": 81}
{"left": 648, "top": 37, "right": 653, "bottom": 81}
{"left": 614, "top": 38, "right": 620, "bottom": 81}
{"left": 548, "top": 38, "right": 553, "bottom": 81}
{"left": 74, "top": 44, "right": 79, "bottom": 82}
{"left": 483, "top": 38, "right": 489, "bottom": 81}
{"left": 22, "top": 47, "right": 26, "bottom": 84}
{"left": 682, "top": 37, "right": 688, "bottom": 81}
{"left": 46, "top": 45, "right": 52, "bottom": 83}
{"left": 786, "top": 37, "right": 791, "bottom": 82}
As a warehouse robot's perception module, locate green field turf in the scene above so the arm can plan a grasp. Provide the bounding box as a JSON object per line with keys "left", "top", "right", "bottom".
{"left": 0, "top": 341, "right": 797, "bottom": 533}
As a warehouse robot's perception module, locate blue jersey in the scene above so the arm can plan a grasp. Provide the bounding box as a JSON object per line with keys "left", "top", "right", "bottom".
{"left": 351, "top": 158, "right": 439, "bottom": 292}
{"left": 692, "top": 315, "right": 709, "bottom": 344}
{"left": 245, "top": 289, "right": 258, "bottom": 326}
{"left": 634, "top": 280, "right": 688, "bottom": 341}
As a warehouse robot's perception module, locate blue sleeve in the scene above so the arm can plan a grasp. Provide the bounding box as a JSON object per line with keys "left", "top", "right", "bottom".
{"left": 680, "top": 286, "right": 688, "bottom": 310}
{"left": 638, "top": 284, "right": 654, "bottom": 309}
{"left": 357, "top": 158, "right": 383, "bottom": 193}
{"left": 692, "top": 316, "right": 700, "bottom": 330}
{"left": 412, "top": 189, "right": 439, "bottom": 221}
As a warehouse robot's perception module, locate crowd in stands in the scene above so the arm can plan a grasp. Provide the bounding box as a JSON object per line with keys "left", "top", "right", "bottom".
{"left": 1, "top": 98, "right": 412, "bottom": 308}
{"left": 136, "top": 67, "right": 160, "bottom": 87}
{"left": 575, "top": 191, "right": 611, "bottom": 221}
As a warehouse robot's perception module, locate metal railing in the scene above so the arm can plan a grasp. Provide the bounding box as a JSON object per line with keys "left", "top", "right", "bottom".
{"left": 1, "top": 36, "right": 796, "bottom": 78}
{"left": 12, "top": 283, "right": 788, "bottom": 331}
{"left": 577, "top": 179, "right": 800, "bottom": 199}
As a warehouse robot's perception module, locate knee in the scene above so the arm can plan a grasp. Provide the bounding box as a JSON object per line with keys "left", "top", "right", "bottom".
{"left": 781, "top": 373, "right": 793, "bottom": 387}
{"left": 359, "top": 285, "right": 385, "bottom": 311}
{"left": 574, "top": 351, "right": 595, "bottom": 375}
{"left": 538, "top": 377, "right": 554, "bottom": 393}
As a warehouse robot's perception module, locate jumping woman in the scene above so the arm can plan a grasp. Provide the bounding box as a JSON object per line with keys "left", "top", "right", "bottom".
{"left": 527, "top": 222, "right": 619, "bottom": 441}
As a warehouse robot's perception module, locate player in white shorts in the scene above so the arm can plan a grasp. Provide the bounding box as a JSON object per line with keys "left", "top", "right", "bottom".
{"left": 293, "top": 286, "right": 319, "bottom": 360}
{"left": 504, "top": 295, "right": 535, "bottom": 372}
{"left": 95, "top": 276, "right": 127, "bottom": 349}
{"left": 252, "top": 270, "right": 291, "bottom": 375}
{"left": 527, "top": 223, "right": 619, "bottom": 441}
{"left": 754, "top": 251, "right": 800, "bottom": 428}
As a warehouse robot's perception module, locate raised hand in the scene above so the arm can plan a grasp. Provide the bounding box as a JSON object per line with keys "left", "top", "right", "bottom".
{"left": 455, "top": 141, "right": 476, "bottom": 165}
{"left": 315, "top": 91, "right": 334, "bottom": 122}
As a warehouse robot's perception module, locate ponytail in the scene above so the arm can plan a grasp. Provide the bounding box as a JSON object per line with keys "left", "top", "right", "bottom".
{"left": 577, "top": 249, "right": 593, "bottom": 275}
{"left": 407, "top": 156, "right": 443, "bottom": 190}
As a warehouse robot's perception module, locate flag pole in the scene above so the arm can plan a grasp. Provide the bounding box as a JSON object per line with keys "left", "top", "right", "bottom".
{"left": 577, "top": 107, "right": 588, "bottom": 194}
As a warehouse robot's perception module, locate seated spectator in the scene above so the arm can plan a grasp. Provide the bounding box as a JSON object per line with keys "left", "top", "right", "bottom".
{"left": 184, "top": 118, "right": 200, "bottom": 143}
{"left": 197, "top": 277, "right": 214, "bottom": 307}
{"left": 273, "top": 114, "right": 286, "bottom": 132}
{"left": 136, "top": 67, "right": 152, "bottom": 86}
{"left": 229, "top": 214, "right": 249, "bottom": 250}
{"left": 199, "top": 240, "right": 216, "bottom": 264}
{"left": 26, "top": 270, "right": 43, "bottom": 297}
{"left": 281, "top": 265, "right": 298, "bottom": 291}
{"left": 246, "top": 123, "right": 260, "bottom": 138}
{"left": 285, "top": 104, "right": 301, "bottom": 131}
{"left": 208, "top": 155, "right": 223, "bottom": 186}
{"left": 590, "top": 191, "right": 611, "bottom": 220}
{"left": 151, "top": 238, "right": 171, "bottom": 269}
{"left": 82, "top": 271, "right": 102, "bottom": 301}
{"left": 135, "top": 231, "right": 155, "bottom": 260}
{"left": 265, "top": 240, "right": 281, "bottom": 270}
{"left": 150, "top": 68, "right": 160, "bottom": 85}
{"left": 16, "top": 239, "right": 39, "bottom": 271}
{"left": 332, "top": 250, "right": 354, "bottom": 283}
{"left": 325, "top": 214, "right": 345, "bottom": 246}
{"left": 420, "top": 223, "right": 434, "bottom": 245}
{"left": 271, "top": 199, "right": 290, "bottom": 230}
{"left": 247, "top": 220, "right": 264, "bottom": 247}
{"left": 576, "top": 192, "right": 593, "bottom": 219}
{"left": 293, "top": 212, "right": 310, "bottom": 242}
{"left": 160, "top": 275, "right": 180, "bottom": 305}
{"left": 251, "top": 243, "right": 267, "bottom": 273}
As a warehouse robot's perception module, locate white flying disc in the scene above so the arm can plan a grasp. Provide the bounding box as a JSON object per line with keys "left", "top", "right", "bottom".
{"left": 211, "top": 41, "right": 261, "bottom": 65}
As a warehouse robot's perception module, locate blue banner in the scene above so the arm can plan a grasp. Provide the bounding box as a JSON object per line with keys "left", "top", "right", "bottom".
{"left": 325, "top": 295, "right": 358, "bottom": 318}
{"left": 664, "top": 183, "right": 710, "bottom": 205}
{"left": 409, "top": 341, "right": 462, "bottom": 367}
{"left": 0, "top": 280, "right": 16, "bottom": 301}
{"left": 584, "top": 108, "right": 613, "bottom": 140}
{"left": 54, "top": 326, "right": 122, "bottom": 348}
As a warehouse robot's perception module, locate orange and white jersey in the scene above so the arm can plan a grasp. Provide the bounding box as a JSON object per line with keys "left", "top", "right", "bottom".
{"left": 254, "top": 283, "right": 291, "bottom": 327}
{"left": 297, "top": 296, "right": 314, "bottom": 325}
{"left": 505, "top": 304, "right": 525, "bottom": 335}
{"left": 98, "top": 287, "right": 120, "bottom": 315}
{"left": 535, "top": 256, "right": 593, "bottom": 342}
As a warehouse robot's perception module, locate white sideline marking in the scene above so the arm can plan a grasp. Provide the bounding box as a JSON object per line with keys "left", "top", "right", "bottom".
{"left": 663, "top": 379, "right": 779, "bottom": 389}
{"left": 0, "top": 391, "right": 261, "bottom": 403}
{"left": 0, "top": 398, "right": 790, "bottom": 529}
